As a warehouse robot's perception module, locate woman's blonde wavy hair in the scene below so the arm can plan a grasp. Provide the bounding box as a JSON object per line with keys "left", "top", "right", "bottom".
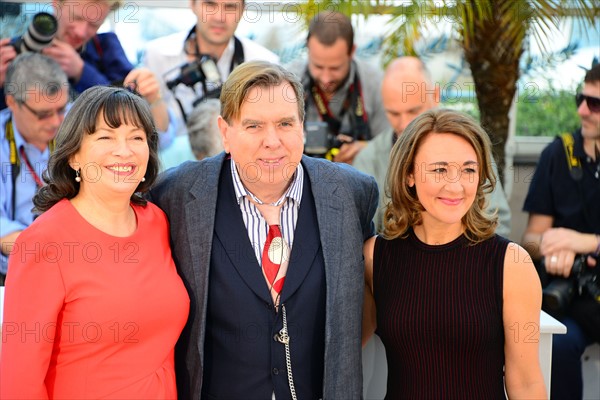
{"left": 383, "top": 108, "right": 498, "bottom": 244}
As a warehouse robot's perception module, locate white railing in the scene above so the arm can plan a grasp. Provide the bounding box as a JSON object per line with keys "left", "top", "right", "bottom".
{"left": 539, "top": 311, "right": 567, "bottom": 395}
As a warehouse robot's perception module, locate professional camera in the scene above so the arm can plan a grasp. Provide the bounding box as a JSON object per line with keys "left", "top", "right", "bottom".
{"left": 11, "top": 12, "right": 58, "bottom": 54}
{"left": 166, "top": 55, "right": 221, "bottom": 91}
{"left": 542, "top": 254, "right": 600, "bottom": 317}
{"left": 304, "top": 121, "right": 350, "bottom": 158}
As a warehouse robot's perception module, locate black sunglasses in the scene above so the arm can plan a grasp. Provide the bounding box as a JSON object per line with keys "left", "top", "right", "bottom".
{"left": 575, "top": 93, "right": 600, "bottom": 113}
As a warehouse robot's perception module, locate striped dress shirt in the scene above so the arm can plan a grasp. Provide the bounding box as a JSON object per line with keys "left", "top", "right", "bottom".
{"left": 229, "top": 158, "right": 304, "bottom": 266}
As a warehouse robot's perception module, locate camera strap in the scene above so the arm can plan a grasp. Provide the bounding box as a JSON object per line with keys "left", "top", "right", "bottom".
{"left": 232, "top": 36, "right": 245, "bottom": 71}
{"left": 4, "top": 119, "right": 53, "bottom": 220}
{"left": 560, "top": 132, "right": 582, "bottom": 181}
{"left": 5, "top": 119, "right": 21, "bottom": 221}
{"left": 92, "top": 35, "right": 103, "bottom": 59}
{"left": 560, "top": 131, "right": 597, "bottom": 234}
{"left": 184, "top": 27, "right": 245, "bottom": 74}
{"left": 75, "top": 35, "right": 104, "bottom": 77}
{"left": 305, "top": 61, "right": 371, "bottom": 141}
{"left": 176, "top": 27, "right": 245, "bottom": 121}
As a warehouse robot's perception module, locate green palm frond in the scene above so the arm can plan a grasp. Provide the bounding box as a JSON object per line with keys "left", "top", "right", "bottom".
{"left": 294, "top": 0, "right": 598, "bottom": 176}
{"left": 379, "top": 0, "right": 597, "bottom": 61}
{"left": 299, "top": 0, "right": 376, "bottom": 24}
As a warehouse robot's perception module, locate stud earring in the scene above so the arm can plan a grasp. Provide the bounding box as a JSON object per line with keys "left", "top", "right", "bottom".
{"left": 75, "top": 169, "right": 81, "bottom": 183}
{"left": 141, "top": 177, "right": 146, "bottom": 182}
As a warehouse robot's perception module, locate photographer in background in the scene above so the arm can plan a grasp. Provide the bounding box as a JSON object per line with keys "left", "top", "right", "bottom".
{"left": 0, "top": 0, "right": 174, "bottom": 147}
{"left": 143, "top": 0, "right": 279, "bottom": 136}
{"left": 0, "top": 53, "right": 69, "bottom": 285}
{"left": 522, "top": 63, "right": 600, "bottom": 400}
{"left": 288, "top": 11, "right": 389, "bottom": 164}
{"left": 0, "top": 0, "right": 127, "bottom": 108}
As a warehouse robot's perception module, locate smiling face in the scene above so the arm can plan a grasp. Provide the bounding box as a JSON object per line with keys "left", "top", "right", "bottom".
{"left": 219, "top": 83, "right": 304, "bottom": 202}
{"left": 69, "top": 113, "right": 149, "bottom": 202}
{"left": 409, "top": 132, "right": 479, "bottom": 234}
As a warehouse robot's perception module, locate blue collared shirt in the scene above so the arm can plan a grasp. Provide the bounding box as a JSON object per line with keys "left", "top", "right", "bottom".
{"left": 230, "top": 158, "right": 304, "bottom": 266}
{"left": 0, "top": 108, "right": 51, "bottom": 274}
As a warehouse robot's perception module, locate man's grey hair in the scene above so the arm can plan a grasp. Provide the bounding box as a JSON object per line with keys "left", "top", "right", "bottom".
{"left": 187, "top": 98, "right": 223, "bottom": 160}
{"left": 4, "top": 53, "right": 69, "bottom": 103}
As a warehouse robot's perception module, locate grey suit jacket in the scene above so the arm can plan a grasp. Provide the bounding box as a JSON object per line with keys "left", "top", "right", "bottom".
{"left": 149, "top": 153, "right": 378, "bottom": 399}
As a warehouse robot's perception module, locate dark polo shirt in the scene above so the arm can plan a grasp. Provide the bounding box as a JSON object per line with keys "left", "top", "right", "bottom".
{"left": 524, "top": 128, "right": 600, "bottom": 234}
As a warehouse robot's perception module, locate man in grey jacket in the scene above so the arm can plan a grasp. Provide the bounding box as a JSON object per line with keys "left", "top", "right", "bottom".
{"left": 149, "top": 61, "right": 377, "bottom": 399}
{"left": 354, "top": 56, "right": 511, "bottom": 236}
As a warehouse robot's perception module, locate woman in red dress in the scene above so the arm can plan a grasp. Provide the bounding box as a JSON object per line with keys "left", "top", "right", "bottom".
{"left": 1, "top": 86, "right": 189, "bottom": 399}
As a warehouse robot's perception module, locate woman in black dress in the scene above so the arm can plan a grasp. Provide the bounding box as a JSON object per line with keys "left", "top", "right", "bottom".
{"left": 363, "top": 109, "right": 546, "bottom": 399}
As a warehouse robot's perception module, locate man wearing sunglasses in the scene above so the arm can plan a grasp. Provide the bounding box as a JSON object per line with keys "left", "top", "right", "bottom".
{"left": 0, "top": 53, "right": 69, "bottom": 286}
{"left": 522, "top": 63, "right": 600, "bottom": 400}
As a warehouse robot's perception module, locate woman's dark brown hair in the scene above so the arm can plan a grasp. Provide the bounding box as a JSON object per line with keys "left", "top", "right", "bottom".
{"left": 34, "top": 86, "right": 160, "bottom": 212}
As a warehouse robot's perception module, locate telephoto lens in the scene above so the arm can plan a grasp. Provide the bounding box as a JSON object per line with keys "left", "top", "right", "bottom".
{"left": 12, "top": 12, "right": 58, "bottom": 54}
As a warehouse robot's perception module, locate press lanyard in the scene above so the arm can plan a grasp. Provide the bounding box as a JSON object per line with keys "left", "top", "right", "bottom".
{"left": 19, "top": 147, "right": 44, "bottom": 187}
{"left": 5, "top": 118, "right": 51, "bottom": 219}
{"left": 307, "top": 62, "right": 371, "bottom": 141}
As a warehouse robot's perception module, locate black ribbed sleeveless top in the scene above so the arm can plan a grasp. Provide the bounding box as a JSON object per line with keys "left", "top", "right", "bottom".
{"left": 373, "top": 230, "right": 510, "bottom": 399}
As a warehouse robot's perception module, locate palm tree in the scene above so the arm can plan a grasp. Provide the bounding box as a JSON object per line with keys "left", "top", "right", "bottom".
{"left": 300, "top": 0, "right": 599, "bottom": 181}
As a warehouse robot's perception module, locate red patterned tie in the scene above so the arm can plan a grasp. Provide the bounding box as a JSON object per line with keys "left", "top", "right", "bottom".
{"left": 262, "top": 224, "right": 288, "bottom": 302}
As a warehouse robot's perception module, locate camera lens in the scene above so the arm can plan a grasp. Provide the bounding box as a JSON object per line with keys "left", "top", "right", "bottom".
{"left": 16, "top": 12, "right": 58, "bottom": 53}
{"left": 541, "top": 255, "right": 588, "bottom": 317}
{"left": 32, "top": 13, "right": 58, "bottom": 36}
{"left": 543, "top": 279, "right": 575, "bottom": 316}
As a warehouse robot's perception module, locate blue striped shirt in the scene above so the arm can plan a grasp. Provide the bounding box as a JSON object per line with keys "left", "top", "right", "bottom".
{"left": 230, "top": 158, "right": 304, "bottom": 266}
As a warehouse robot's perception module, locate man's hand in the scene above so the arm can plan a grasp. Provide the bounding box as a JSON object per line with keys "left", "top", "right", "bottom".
{"left": 1, "top": 230, "right": 22, "bottom": 256}
{"left": 541, "top": 227, "right": 597, "bottom": 256}
{"left": 541, "top": 227, "right": 598, "bottom": 276}
{"left": 124, "top": 67, "right": 162, "bottom": 104}
{"left": 543, "top": 249, "right": 577, "bottom": 278}
{"left": 42, "top": 38, "right": 84, "bottom": 81}
{"left": 333, "top": 140, "right": 367, "bottom": 164}
{"left": 124, "top": 68, "right": 169, "bottom": 132}
{"left": 0, "top": 38, "right": 18, "bottom": 87}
